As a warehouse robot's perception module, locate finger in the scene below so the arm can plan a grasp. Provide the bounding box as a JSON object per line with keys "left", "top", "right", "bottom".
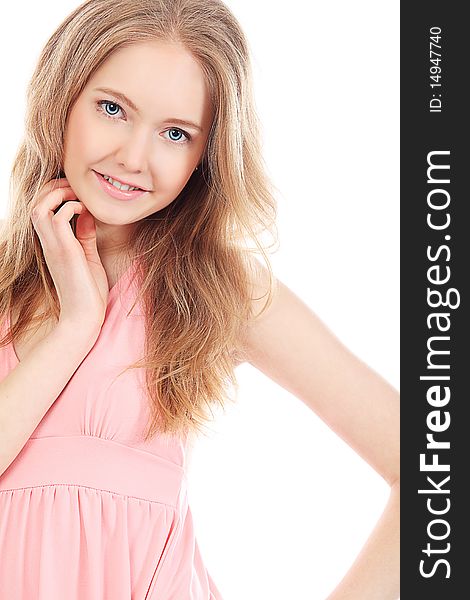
{"left": 52, "top": 201, "right": 83, "bottom": 238}
{"left": 31, "top": 188, "right": 79, "bottom": 241}
{"left": 48, "top": 201, "right": 84, "bottom": 249}
{"left": 32, "top": 178, "right": 72, "bottom": 206}
{"left": 31, "top": 187, "right": 77, "bottom": 220}
{"left": 74, "top": 209, "right": 101, "bottom": 264}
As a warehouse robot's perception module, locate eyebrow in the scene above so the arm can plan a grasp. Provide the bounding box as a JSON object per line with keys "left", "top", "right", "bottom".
{"left": 93, "top": 86, "right": 203, "bottom": 133}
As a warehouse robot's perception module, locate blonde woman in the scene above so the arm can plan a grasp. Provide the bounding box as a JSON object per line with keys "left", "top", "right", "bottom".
{"left": 0, "top": 0, "right": 399, "bottom": 598}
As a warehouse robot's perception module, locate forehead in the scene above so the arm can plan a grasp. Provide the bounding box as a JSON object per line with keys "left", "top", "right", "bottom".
{"left": 84, "top": 41, "right": 213, "bottom": 126}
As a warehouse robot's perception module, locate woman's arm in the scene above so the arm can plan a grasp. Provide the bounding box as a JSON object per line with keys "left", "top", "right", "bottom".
{"left": 239, "top": 260, "right": 400, "bottom": 599}
{"left": 0, "top": 321, "right": 100, "bottom": 478}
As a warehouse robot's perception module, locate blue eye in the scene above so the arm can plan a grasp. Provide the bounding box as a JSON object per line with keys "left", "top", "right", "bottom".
{"left": 97, "top": 100, "right": 123, "bottom": 119}
{"left": 96, "top": 100, "right": 192, "bottom": 145}
{"left": 164, "top": 128, "right": 191, "bottom": 144}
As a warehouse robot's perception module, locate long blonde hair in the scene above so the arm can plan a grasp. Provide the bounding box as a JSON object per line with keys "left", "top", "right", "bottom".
{"left": 0, "top": 0, "right": 279, "bottom": 441}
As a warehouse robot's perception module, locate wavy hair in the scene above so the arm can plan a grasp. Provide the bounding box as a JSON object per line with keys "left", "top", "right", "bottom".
{"left": 0, "top": 0, "right": 279, "bottom": 441}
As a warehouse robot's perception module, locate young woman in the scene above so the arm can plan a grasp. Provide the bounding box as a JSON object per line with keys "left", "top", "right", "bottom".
{"left": 0, "top": 0, "right": 399, "bottom": 598}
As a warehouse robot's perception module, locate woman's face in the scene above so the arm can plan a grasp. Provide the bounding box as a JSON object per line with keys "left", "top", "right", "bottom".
{"left": 63, "top": 41, "right": 213, "bottom": 251}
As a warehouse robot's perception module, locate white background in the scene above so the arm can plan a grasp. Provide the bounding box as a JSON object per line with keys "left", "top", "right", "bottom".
{"left": 1, "top": 1, "right": 399, "bottom": 598}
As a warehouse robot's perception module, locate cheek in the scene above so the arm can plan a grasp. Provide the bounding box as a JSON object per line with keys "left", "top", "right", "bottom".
{"left": 158, "top": 171, "right": 192, "bottom": 201}
{"left": 149, "top": 166, "right": 194, "bottom": 204}
{"left": 64, "top": 110, "right": 98, "bottom": 166}
{"left": 163, "top": 160, "right": 196, "bottom": 186}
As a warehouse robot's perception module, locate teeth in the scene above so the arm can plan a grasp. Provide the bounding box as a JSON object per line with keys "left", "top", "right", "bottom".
{"left": 102, "top": 174, "right": 141, "bottom": 191}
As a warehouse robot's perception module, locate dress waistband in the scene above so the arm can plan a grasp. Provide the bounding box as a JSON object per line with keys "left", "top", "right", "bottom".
{"left": 0, "top": 435, "right": 185, "bottom": 507}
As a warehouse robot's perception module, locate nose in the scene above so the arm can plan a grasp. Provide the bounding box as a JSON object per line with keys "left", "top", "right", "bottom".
{"left": 115, "top": 126, "right": 152, "bottom": 174}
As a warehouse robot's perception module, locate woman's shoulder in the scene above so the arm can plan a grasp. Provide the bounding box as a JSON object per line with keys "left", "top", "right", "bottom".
{"left": 245, "top": 254, "right": 280, "bottom": 319}
{"left": 233, "top": 255, "right": 280, "bottom": 365}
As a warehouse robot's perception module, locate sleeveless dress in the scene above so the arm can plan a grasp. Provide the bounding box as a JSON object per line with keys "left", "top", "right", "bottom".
{"left": 0, "top": 261, "right": 224, "bottom": 599}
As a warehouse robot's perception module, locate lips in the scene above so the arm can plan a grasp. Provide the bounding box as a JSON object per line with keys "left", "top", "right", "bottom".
{"left": 94, "top": 170, "right": 149, "bottom": 191}
{"left": 93, "top": 170, "right": 149, "bottom": 201}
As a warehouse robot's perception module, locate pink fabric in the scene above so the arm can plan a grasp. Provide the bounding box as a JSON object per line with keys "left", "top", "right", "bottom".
{"left": 0, "top": 261, "right": 224, "bottom": 599}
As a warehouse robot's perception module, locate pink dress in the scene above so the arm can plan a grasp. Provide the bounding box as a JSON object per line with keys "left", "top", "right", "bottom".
{"left": 0, "top": 261, "right": 224, "bottom": 599}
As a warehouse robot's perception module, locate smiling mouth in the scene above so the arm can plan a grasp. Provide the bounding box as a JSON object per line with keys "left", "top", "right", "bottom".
{"left": 94, "top": 170, "right": 150, "bottom": 192}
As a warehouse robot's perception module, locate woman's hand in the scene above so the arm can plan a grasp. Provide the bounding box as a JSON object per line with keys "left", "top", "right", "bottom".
{"left": 30, "top": 177, "right": 109, "bottom": 333}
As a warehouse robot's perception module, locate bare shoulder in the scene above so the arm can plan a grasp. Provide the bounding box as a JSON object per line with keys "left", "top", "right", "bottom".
{"left": 245, "top": 255, "right": 281, "bottom": 319}
{"left": 238, "top": 260, "right": 357, "bottom": 374}
{"left": 234, "top": 256, "right": 281, "bottom": 364}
